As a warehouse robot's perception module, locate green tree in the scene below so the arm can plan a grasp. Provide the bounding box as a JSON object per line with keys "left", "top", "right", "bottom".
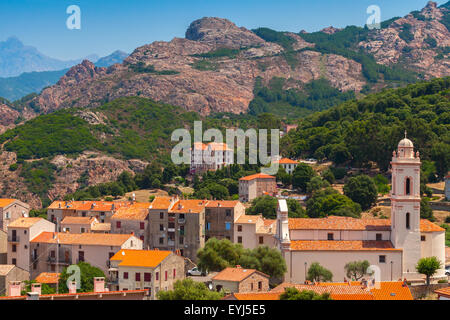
{"left": 287, "top": 199, "right": 307, "bottom": 218}
{"left": 420, "top": 198, "right": 435, "bottom": 221}
{"left": 58, "top": 262, "right": 105, "bottom": 293}
{"left": 276, "top": 167, "right": 292, "bottom": 186}
{"left": 321, "top": 169, "right": 335, "bottom": 184}
{"left": 344, "top": 260, "right": 372, "bottom": 281}
{"left": 307, "top": 262, "right": 333, "bottom": 282}
{"left": 306, "top": 176, "right": 330, "bottom": 194}
{"left": 279, "top": 287, "right": 332, "bottom": 300}
{"left": 197, "top": 238, "right": 243, "bottom": 272}
{"left": 292, "top": 163, "right": 316, "bottom": 192}
{"left": 343, "top": 175, "right": 378, "bottom": 211}
{"left": 373, "top": 174, "right": 390, "bottom": 195}
{"left": 246, "top": 195, "right": 278, "bottom": 219}
{"left": 238, "top": 246, "right": 287, "bottom": 281}
{"left": 157, "top": 279, "right": 223, "bottom": 300}
{"left": 416, "top": 256, "right": 442, "bottom": 285}
{"left": 21, "top": 280, "right": 56, "bottom": 295}
{"left": 306, "top": 187, "right": 361, "bottom": 218}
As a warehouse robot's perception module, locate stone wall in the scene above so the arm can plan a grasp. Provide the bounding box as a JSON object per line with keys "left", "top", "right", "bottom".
{"left": 409, "top": 283, "right": 449, "bottom": 299}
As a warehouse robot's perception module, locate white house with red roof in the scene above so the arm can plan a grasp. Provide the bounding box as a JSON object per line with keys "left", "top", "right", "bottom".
{"left": 275, "top": 136, "right": 446, "bottom": 283}
{"left": 275, "top": 158, "right": 299, "bottom": 174}
{"left": 190, "top": 142, "right": 233, "bottom": 175}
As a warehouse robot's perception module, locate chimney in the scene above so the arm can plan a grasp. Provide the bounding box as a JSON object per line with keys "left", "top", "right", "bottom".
{"left": 26, "top": 292, "right": 40, "bottom": 301}
{"left": 94, "top": 277, "right": 105, "bottom": 293}
{"left": 31, "top": 283, "right": 41, "bottom": 295}
{"left": 8, "top": 281, "right": 22, "bottom": 297}
{"left": 68, "top": 281, "right": 77, "bottom": 294}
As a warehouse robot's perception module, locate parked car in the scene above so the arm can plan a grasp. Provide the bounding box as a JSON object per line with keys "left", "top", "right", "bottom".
{"left": 187, "top": 267, "right": 207, "bottom": 276}
{"left": 445, "top": 266, "right": 450, "bottom": 276}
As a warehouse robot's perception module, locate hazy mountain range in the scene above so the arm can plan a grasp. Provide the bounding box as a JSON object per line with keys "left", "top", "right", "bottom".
{"left": 0, "top": 37, "right": 128, "bottom": 101}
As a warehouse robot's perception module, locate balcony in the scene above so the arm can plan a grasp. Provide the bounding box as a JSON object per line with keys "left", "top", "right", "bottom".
{"left": 109, "top": 278, "right": 119, "bottom": 285}
{"left": 178, "top": 218, "right": 185, "bottom": 224}
{"left": 47, "top": 256, "right": 72, "bottom": 265}
{"left": 168, "top": 240, "right": 175, "bottom": 246}
{"left": 8, "top": 236, "right": 20, "bottom": 242}
{"left": 179, "top": 230, "right": 185, "bottom": 236}
{"left": 167, "top": 228, "right": 175, "bottom": 233}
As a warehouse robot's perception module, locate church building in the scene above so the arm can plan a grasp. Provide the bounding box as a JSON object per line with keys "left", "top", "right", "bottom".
{"left": 276, "top": 135, "right": 446, "bottom": 283}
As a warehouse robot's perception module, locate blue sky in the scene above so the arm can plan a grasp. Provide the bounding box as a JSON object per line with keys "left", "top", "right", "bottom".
{"left": 0, "top": 0, "right": 447, "bottom": 60}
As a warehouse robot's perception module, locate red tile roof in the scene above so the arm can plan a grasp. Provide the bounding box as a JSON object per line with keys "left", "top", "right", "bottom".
{"left": 239, "top": 173, "right": 275, "bottom": 181}
{"left": 35, "top": 272, "right": 60, "bottom": 284}
{"left": 420, "top": 219, "right": 445, "bottom": 232}
{"left": 206, "top": 200, "right": 240, "bottom": 208}
{"left": 434, "top": 286, "right": 450, "bottom": 298}
{"left": 212, "top": 267, "right": 269, "bottom": 282}
{"left": 30, "top": 232, "right": 135, "bottom": 246}
{"left": 276, "top": 158, "right": 299, "bottom": 165}
{"left": 0, "top": 199, "right": 16, "bottom": 208}
{"left": 290, "top": 240, "right": 401, "bottom": 251}
{"left": 110, "top": 249, "right": 172, "bottom": 268}
{"left": 289, "top": 216, "right": 391, "bottom": 231}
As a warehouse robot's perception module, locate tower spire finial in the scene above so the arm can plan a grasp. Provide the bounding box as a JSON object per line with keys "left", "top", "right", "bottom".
{"left": 404, "top": 130, "right": 407, "bottom": 139}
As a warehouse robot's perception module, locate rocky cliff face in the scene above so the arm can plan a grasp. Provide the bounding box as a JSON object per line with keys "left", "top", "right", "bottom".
{"left": 12, "top": 3, "right": 447, "bottom": 117}
{"left": 0, "top": 104, "right": 19, "bottom": 134}
{"left": 359, "top": 1, "right": 450, "bottom": 78}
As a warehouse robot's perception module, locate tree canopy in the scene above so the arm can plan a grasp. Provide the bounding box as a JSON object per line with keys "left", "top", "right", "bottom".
{"left": 343, "top": 175, "right": 378, "bottom": 211}
{"left": 157, "top": 279, "right": 223, "bottom": 300}
{"left": 307, "top": 262, "right": 333, "bottom": 282}
{"left": 416, "top": 256, "right": 442, "bottom": 285}
{"left": 279, "top": 287, "right": 332, "bottom": 300}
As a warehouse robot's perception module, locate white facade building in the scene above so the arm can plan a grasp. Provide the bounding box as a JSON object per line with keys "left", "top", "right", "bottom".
{"left": 190, "top": 142, "right": 233, "bottom": 175}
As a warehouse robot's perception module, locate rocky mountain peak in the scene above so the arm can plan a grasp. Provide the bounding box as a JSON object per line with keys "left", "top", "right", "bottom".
{"left": 321, "top": 26, "right": 341, "bottom": 34}
{"left": 421, "top": 1, "right": 443, "bottom": 19}
{"left": 185, "top": 17, "right": 265, "bottom": 48}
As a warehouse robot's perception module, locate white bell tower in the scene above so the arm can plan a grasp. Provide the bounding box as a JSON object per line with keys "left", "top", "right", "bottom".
{"left": 390, "top": 132, "right": 422, "bottom": 279}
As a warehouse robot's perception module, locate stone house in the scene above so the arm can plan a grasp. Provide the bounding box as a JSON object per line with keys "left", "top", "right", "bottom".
{"left": 0, "top": 199, "right": 30, "bottom": 232}
{"left": 211, "top": 267, "right": 270, "bottom": 294}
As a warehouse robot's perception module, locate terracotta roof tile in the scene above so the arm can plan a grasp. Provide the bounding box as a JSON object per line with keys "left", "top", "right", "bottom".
{"left": 235, "top": 215, "right": 262, "bottom": 224}
{"left": 35, "top": 272, "right": 60, "bottom": 284}
{"left": 434, "top": 286, "right": 450, "bottom": 298}
{"left": 110, "top": 249, "right": 172, "bottom": 268}
{"left": 169, "top": 200, "right": 208, "bottom": 214}
{"left": 239, "top": 173, "right": 275, "bottom": 181}
{"left": 290, "top": 240, "right": 401, "bottom": 251}
{"left": 370, "top": 281, "right": 413, "bottom": 300}
{"left": 420, "top": 219, "right": 445, "bottom": 232}
{"left": 0, "top": 265, "right": 15, "bottom": 276}
{"left": 91, "top": 223, "right": 111, "bottom": 231}
{"left": 149, "top": 197, "right": 177, "bottom": 210}
{"left": 111, "top": 203, "right": 150, "bottom": 220}
{"left": 8, "top": 217, "right": 44, "bottom": 228}
{"left": 206, "top": 200, "right": 240, "bottom": 208}
{"left": 31, "top": 232, "right": 135, "bottom": 246}
{"left": 289, "top": 216, "right": 391, "bottom": 231}
{"left": 0, "top": 199, "right": 16, "bottom": 208}
{"left": 61, "top": 216, "right": 96, "bottom": 225}
{"left": 275, "top": 158, "right": 299, "bottom": 165}
{"left": 212, "top": 267, "right": 268, "bottom": 282}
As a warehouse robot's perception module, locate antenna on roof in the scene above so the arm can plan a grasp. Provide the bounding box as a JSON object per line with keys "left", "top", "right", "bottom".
{"left": 404, "top": 130, "right": 407, "bottom": 139}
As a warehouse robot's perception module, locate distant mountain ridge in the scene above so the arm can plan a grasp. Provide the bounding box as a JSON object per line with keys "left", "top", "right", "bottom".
{"left": 0, "top": 50, "right": 128, "bottom": 102}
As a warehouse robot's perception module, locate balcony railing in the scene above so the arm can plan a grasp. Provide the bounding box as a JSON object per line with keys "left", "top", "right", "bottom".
{"left": 8, "top": 236, "right": 20, "bottom": 242}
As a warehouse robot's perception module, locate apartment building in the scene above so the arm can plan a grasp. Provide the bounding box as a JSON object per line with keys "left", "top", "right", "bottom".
{"left": 29, "top": 232, "right": 142, "bottom": 278}
{"left": 7, "top": 218, "right": 56, "bottom": 273}
{"left": 190, "top": 142, "right": 233, "bottom": 175}
{"left": 211, "top": 266, "right": 270, "bottom": 294}
{"left": 111, "top": 202, "right": 151, "bottom": 248}
{"left": 47, "top": 200, "right": 132, "bottom": 226}
{"left": 149, "top": 197, "right": 207, "bottom": 262}
{"left": 60, "top": 216, "right": 111, "bottom": 234}
{"left": 239, "top": 173, "right": 277, "bottom": 202}
{"left": 0, "top": 229, "right": 6, "bottom": 264}
{"left": 0, "top": 199, "right": 30, "bottom": 232}
{"left": 205, "top": 201, "right": 245, "bottom": 241}
{"left": 234, "top": 215, "right": 277, "bottom": 249}
{"left": 109, "top": 249, "right": 185, "bottom": 299}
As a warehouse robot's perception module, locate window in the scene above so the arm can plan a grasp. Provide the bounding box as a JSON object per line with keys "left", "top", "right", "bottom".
{"left": 250, "top": 283, "right": 254, "bottom": 291}
{"left": 179, "top": 237, "right": 184, "bottom": 245}
{"left": 144, "top": 273, "right": 151, "bottom": 282}
{"left": 405, "top": 178, "right": 411, "bottom": 195}
{"left": 156, "top": 272, "right": 159, "bottom": 281}
{"left": 78, "top": 251, "right": 84, "bottom": 262}
{"left": 123, "top": 272, "right": 128, "bottom": 279}
{"left": 24, "top": 230, "right": 27, "bottom": 235}
{"left": 116, "top": 221, "right": 121, "bottom": 229}
{"left": 379, "top": 255, "right": 386, "bottom": 263}
{"left": 206, "top": 223, "right": 210, "bottom": 231}
{"left": 50, "top": 250, "right": 55, "bottom": 258}
{"left": 225, "top": 222, "right": 231, "bottom": 231}
{"left": 159, "top": 237, "right": 164, "bottom": 244}
{"left": 165, "top": 271, "right": 168, "bottom": 281}
{"left": 12, "top": 258, "right": 16, "bottom": 265}
{"left": 376, "top": 233, "right": 382, "bottom": 241}
{"left": 140, "top": 222, "right": 145, "bottom": 230}
{"left": 173, "top": 268, "right": 176, "bottom": 278}
{"left": 160, "top": 212, "right": 164, "bottom": 219}
{"left": 226, "top": 210, "right": 231, "bottom": 217}
{"left": 140, "top": 236, "right": 144, "bottom": 242}
{"left": 238, "top": 236, "right": 242, "bottom": 244}
{"left": 135, "top": 273, "right": 141, "bottom": 281}
{"left": 421, "top": 235, "right": 426, "bottom": 241}
{"left": 327, "top": 233, "right": 334, "bottom": 241}
{"left": 259, "top": 236, "right": 264, "bottom": 244}
{"left": 258, "top": 281, "right": 262, "bottom": 291}
{"left": 160, "top": 224, "right": 164, "bottom": 231}
{"left": 237, "top": 225, "right": 242, "bottom": 232}
{"left": 12, "top": 244, "right": 16, "bottom": 252}
{"left": 80, "top": 227, "right": 85, "bottom": 233}
{"left": 406, "top": 213, "right": 410, "bottom": 230}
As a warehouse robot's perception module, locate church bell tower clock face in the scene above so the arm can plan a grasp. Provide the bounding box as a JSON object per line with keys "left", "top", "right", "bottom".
{"left": 390, "top": 132, "right": 421, "bottom": 278}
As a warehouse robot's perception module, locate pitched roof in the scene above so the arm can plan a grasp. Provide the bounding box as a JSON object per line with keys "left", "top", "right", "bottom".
{"left": 434, "top": 286, "right": 450, "bottom": 298}
{"left": 8, "top": 217, "right": 44, "bottom": 228}
{"left": 48, "top": 200, "right": 131, "bottom": 212}
{"left": 206, "top": 200, "right": 240, "bottom": 208}
{"left": 420, "top": 219, "right": 445, "bottom": 232}
{"left": 61, "top": 216, "right": 96, "bottom": 225}
{"left": 111, "top": 203, "right": 150, "bottom": 221}
{"left": 239, "top": 173, "right": 275, "bottom": 181}
{"left": 0, "top": 265, "right": 15, "bottom": 276}
{"left": 235, "top": 215, "right": 262, "bottom": 224}
{"left": 91, "top": 223, "right": 111, "bottom": 231}
{"left": 0, "top": 199, "right": 16, "bottom": 208}
{"left": 110, "top": 249, "right": 172, "bottom": 268}
{"left": 370, "top": 281, "right": 414, "bottom": 300}
{"left": 31, "top": 232, "right": 135, "bottom": 246}
{"left": 276, "top": 158, "right": 299, "bottom": 164}
{"left": 169, "top": 200, "right": 208, "bottom": 214}
{"left": 225, "top": 293, "right": 282, "bottom": 300}
{"left": 290, "top": 240, "right": 401, "bottom": 251}
{"left": 35, "top": 272, "right": 60, "bottom": 284}
{"left": 289, "top": 216, "right": 391, "bottom": 231}
{"left": 149, "top": 197, "right": 176, "bottom": 210}
{"left": 272, "top": 283, "right": 374, "bottom": 300}
{"left": 212, "top": 267, "right": 269, "bottom": 282}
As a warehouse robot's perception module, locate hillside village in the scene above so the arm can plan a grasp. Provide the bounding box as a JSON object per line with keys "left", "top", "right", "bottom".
{"left": 0, "top": 134, "right": 449, "bottom": 301}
